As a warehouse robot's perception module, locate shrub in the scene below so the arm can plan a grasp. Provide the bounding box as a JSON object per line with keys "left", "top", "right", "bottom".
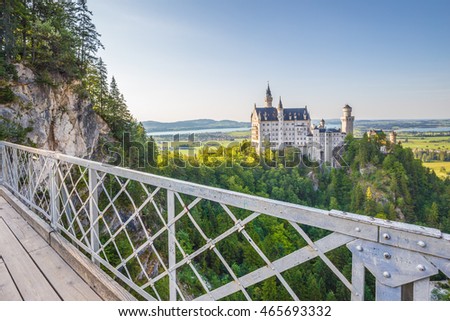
{"left": 0, "top": 86, "right": 16, "bottom": 104}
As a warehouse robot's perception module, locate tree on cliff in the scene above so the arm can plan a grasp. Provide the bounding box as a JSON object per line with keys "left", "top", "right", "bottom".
{"left": 1, "top": 0, "right": 145, "bottom": 147}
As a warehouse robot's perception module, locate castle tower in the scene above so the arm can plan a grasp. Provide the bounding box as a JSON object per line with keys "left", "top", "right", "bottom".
{"left": 264, "top": 83, "right": 273, "bottom": 107}
{"left": 390, "top": 131, "right": 397, "bottom": 145}
{"left": 319, "top": 118, "right": 325, "bottom": 128}
{"left": 277, "top": 97, "right": 284, "bottom": 146}
{"left": 340, "top": 104, "right": 355, "bottom": 135}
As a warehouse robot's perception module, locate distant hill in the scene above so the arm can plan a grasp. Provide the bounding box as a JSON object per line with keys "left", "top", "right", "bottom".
{"left": 142, "top": 119, "right": 250, "bottom": 132}
{"left": 142, "top": 118, "right": 450, "bottom": 134}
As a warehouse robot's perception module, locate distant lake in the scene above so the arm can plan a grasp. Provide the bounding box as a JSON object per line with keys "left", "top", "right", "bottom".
{"left": 147, "top": 127, "right": 251, "bottom": 136}
{"left": 146, "top": 125, "right": 450, "bottom": 136}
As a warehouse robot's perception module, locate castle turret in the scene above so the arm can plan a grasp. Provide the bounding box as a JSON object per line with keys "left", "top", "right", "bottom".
{"left": 319, "top": 118, "right": 325, "bottom": 128}
{"left": 277, "top": 96, "right": 283, "bottom": 110}
{"left": 340, "top": 104, "right": 355, "bottom": 135}
{"left": 277, "top": 97, "right": 284, "bottom": 146}
{"left": 390, "top": 131, "right": 397, "bottom": 144}
{"left": 264, "top": 83, "right": 273, "bottom": 107}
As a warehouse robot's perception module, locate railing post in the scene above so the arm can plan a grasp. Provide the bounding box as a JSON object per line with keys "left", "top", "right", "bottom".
{"left": 413, "top": 278, "right": 430, "bottom": 301}
{"left": 49, "top": 159, "right": 58, "bottom": 229}
{"left": 167, "top": 189, "right": 177, "bottom": 301}
{"left": 27, "top": 154, "right": 33, "bottom": 201}
{"left": 89, "top": 168, "right": 100, "bottom": 265}
{"left": 0, "top": 142, "right": 4, "bottom": 184}
{"left": 351, "top": 253, "right": 365, "bottom": 301}
{"left": 12, "top": 147, "right": 19, "bottom": 192}
{"left": 375, "top": 281, "right": 401, "bottom": 301}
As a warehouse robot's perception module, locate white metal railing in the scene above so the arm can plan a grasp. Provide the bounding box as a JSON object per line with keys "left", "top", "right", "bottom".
{"left": 0, "top": 141, "right": 449, "bottom": 301}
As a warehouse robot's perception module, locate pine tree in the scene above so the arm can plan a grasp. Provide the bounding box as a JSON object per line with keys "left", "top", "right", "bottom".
{"left": 97, "top": 57, "right": 108, "bottom": 111}
{"left": 73, "top": 0, "right": 103, "bottom": 73}
{"left": 426, "top": 202, "right": 439, "bottom": 227}
{"left": 1, "top": 0, "right": 21, "bottom": 63}
{"left": 86, "top": 57, "right": 108, "bottom": 112}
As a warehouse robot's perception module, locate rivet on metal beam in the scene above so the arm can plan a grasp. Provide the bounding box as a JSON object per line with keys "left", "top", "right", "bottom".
{"left": 382, "top": 233, "right": 391, "bottom": 240}
{"left": 383, "top": 252, "right": 391, "bottom": 259}
{"left": 355, "top": 227, "right": 361, "bottom": 232}
{"left": 356, "top": 245, "right": 363, "bottom": 252}
{"left": 417, "top": 264, "right": 426, "bottom": 272}
{"left": 417, "top": 241, "right": 426, "bottom": 248}
{"left": 383, "top": 271, "right": 391, "bottom": 278}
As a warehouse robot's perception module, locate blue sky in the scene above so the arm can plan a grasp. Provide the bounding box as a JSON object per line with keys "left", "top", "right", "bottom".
{"left": 89, "top": 0, "right": 450, "bottom": 122}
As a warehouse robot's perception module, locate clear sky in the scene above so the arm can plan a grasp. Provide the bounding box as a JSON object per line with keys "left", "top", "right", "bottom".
{"left": 88, "top": 0, "right": 450, "bottom": 122}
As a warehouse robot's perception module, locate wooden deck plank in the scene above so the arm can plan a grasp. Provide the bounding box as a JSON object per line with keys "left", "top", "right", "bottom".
{"left": 0, "top": 192, "right": 135, "bottom": 301}
{"left": 0, "top": 204, "right": 101, "bottom": 300}
{"left": 0, "top": 204, "right": 49, "bottom": 253}
{"left": 0, "top": 219, "right": 61, "bottom": 301}
{"left": 30, "top": 246, "right": 102, "bottom": 301}
{"left": 0, "top": 258, "right": 22, "bottom": 301}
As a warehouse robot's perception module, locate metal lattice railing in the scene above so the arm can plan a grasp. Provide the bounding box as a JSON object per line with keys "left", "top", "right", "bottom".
{"left": 0, "top": 141, "right": 449, "bottom": 301}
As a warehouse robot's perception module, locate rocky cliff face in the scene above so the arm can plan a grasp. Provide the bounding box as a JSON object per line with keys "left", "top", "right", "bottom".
{"left": 0, "top": 64, "right": 109, "bottom": 158}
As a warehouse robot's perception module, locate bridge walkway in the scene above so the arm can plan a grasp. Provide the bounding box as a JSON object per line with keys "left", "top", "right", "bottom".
{"left": 0, "top": 195, "right": 103, "bottom": 301}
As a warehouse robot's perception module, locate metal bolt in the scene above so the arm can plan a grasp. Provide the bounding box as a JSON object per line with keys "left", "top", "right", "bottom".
{"left": 356, "top": 245, "right": 363, "bottom": 252}
{"left": 383, "top": 271, "right": 391, "bottom": 278}
{"left": 417, "top": 264, "right": 426, "bottom": 272}
{"left": 383, "top": 252, "right": 391, "bottom": 259}
{"left": 417, "top": 241, "right": 426, "bottom": 248}
{"left": 383, "top": 233, "right": 391, "bottom": 240}
{"left": 355, "top": 227, "right": 361, "bottom": 232}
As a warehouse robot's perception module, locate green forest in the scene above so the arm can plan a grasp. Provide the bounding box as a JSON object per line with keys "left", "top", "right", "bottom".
{"left": 104, "top": 131, "right": 450, "bottom": 300}
{"left": 1, "top": 0, "right": 449, "bottom": 301}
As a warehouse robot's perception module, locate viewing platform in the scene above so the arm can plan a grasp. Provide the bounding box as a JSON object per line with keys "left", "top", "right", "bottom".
{"left": 0, "top": 141, "right": 449, "bottom": 301}
{"left": 0, "top": 188, "right": 135, "bottom": 301}
{"left": 0, "top": 194, "right": 101, "bottom": 301}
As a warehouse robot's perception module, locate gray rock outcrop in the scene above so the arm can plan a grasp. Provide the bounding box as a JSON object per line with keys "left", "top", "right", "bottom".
{"left": 0, "top": 64, "right": 109, "bottom": 157}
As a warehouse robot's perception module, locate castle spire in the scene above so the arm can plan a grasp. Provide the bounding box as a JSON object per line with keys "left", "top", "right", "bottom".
{"left": 278, "top": 96, "right": 283, "bottom": 109}
{"left": 264, "top": 82, "right": 273, "bottom": 108}
{"left": 266, "top": 82, "right": 271, "bottom": 96}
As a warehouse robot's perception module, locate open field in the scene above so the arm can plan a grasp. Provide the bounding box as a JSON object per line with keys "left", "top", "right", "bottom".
{"left": 227, "top": 130, "right": 251, "bottom": 138}
{"left": 398, "top": 135, "right": 450, "bottom": 150}
{"left": 422, "top": 161, "right": 450, "bottom": 179}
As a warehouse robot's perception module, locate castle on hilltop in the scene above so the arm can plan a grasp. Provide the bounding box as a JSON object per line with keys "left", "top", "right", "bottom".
{"left": 251, "top": 84, "right": 355, "bottom": 165}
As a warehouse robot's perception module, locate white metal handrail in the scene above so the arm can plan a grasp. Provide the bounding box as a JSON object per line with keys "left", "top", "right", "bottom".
{"left": 0, "top": 141, "right": 449, "bottom": 301}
